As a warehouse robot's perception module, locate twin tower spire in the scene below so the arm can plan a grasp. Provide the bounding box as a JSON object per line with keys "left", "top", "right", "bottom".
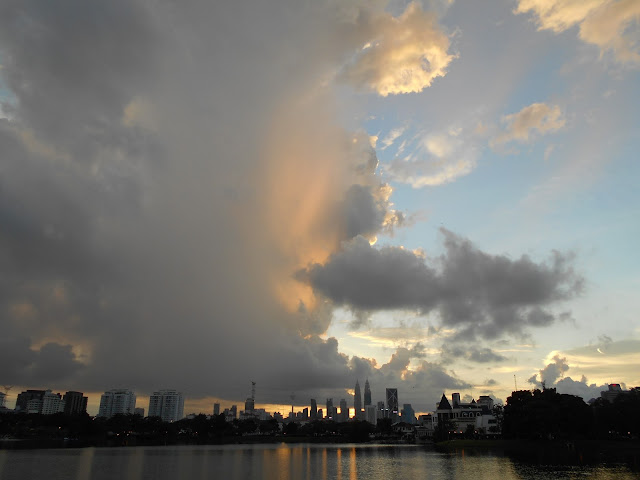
{"left": 353, "top": 379, "right": 371, "bottom": 419}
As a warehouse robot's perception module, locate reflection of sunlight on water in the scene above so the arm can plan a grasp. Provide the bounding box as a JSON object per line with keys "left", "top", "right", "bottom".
{"left": 277, "top": 445, "right": 290, "bottom": 480}
{"left": 0, "top": 444, "right": 638, "bottom": 480}
{"left": 322, "top": 447, "right": 327, "bottom": 480}
{"left": 349, "top": 447, "right": 357, "bottom": 480}
{"left": 75, "top": 448, "right": 94, "bottom": 480}
{"left": 126, "top": 446, "right": 143, "bottom": 480}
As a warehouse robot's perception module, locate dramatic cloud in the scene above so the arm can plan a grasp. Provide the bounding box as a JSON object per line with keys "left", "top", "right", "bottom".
{"left": 300, "top": 229, "right": 583, "bottom": 340}
{"left": 0, "top": 0, "right": 467, "bottom": 412}
{"left": 515, "top": 0, "right": 640, "bottom": 64}
{"left": 442, "top": 345, "right": 508, "bottom": 364}
{"left": 528, "top": 354, "right": 611, "bottom": 401}
{"left": 340, "top": 2, "right": 456, "bottom": 96}
{"left": 492, "top": 102, "right": 566, "bottom": 146}
{"left": 528, "top": 354, "right": 570, "bottom": 385}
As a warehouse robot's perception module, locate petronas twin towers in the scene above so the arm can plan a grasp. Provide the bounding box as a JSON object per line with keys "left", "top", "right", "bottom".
{"left": 353, "top": 379, "right": 372, "bottom": 420}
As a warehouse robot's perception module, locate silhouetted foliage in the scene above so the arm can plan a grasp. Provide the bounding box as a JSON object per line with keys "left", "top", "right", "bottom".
{"left": 503, "top": 388, "right": 591, "bottom": 440}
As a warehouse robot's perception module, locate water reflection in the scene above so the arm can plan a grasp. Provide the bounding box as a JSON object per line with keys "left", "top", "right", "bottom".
{"left": 0, "top": 444, "right": 637, "bottom": 480}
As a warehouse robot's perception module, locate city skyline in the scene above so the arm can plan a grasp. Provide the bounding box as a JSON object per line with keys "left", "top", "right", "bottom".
{"left": 0, "top": 0, "right": 638, "bottom": 416}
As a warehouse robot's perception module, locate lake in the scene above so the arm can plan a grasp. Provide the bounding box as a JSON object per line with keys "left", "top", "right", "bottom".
{"left": 0, "top": 443, "right": 637, "bottom": 480}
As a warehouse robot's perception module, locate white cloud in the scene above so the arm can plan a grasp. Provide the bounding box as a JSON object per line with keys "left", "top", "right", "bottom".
{"left": 341, "top": 2, "right": 456, "bottom": 96}
{"left": 383, "top": 125, "right": 478, "bottom": 188}
{"left": 516, "top": 0, "right": 640, "bottom": 64}
{"left": 492, "top": 102, "right": 565, "bottom": 146}
{"left": 381, "top": 127, "right": 405, "bottom": 150}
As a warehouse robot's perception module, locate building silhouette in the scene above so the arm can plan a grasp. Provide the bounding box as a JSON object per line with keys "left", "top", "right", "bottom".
{"left": 63, "top": 391, "right": 88, "bottom": 415}
{"left": 15, "top": 390, "right": 46, "bottom": 412}
{"left": 364, "top": 379, "right": 372, "bottom": 407}
{"left": 310, "top": 399, "right": 317, "bottom": 420}
{"left": 386, "top": 388, "right": 398, "bottom": 420}
{"left": 326, "top": 398, "right": 335, "bottom": 420}
{"left": 354, "top": 380, "right": 362, "bottom": 420}
{"left": 339, "top": 399, "right": 348, "bottom": 422}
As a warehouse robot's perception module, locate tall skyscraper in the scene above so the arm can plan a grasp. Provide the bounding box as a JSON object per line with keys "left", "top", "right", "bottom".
{"left": 386, "top": 388, "right": 398, "bottom": 416}
{"left": 310, "top": 399, "right": 317, "bottom": 420}
{"left": 63, "top": 391, "right": 88, "bottom": 415}
{"left": 339, "top": 399, "right": 348, "bottom": 422}
{"left": 326, "top": 398, "right": 334, "bottom": 420}
{"left": 0, "top": 392, "right": 5, "bottom": 409}
{"left": 98, "top": 389, "right": 136, "bottom": 418}
{"left": 364, "top": 379, "right": 371, "bottom": 406}
{"left": 148, "top": 389, "right": 184, "bottom": 422}
{"left": 401, "top": 404, "right": 415, "bottom": 424}
{"left": 354, "top": 381, "right": 362, "bottom": 419}
{"left": 213, "top": 403, "right": 220, "bottom": 415}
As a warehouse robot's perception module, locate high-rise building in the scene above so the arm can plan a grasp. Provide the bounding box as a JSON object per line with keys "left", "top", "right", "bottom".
{"left": 339, "top": 399, "right": 348, "bottom": 422}
{"left": 15, "top": 389, "right": 64, "bottom": 415}
{"left": 39, "top": 391, "right": 65, "bottom": 415}
{"left": 244, "top": 397, "right": 255, "bottom": 412}
{"left": 0, "top": 392, "right": 5, "bottom": 409}
{"left": 310, "top": 399, "right": 317, "bottom": 420}
{"left": 601, "top": 384, "right": 623, "bottom": 403}
{"left": 326, "top": 398, "right": 334, "bottom": 420}
{"left": 364, "top": 379, "right": 372, "bottom": 407}
{"left": 98, "top": 389, "right": 136, "bottom": 418}
{"left": 354, "top": 381, "right": 362, "bottom": 419}
{"left": 148, "top": 389, "right": 184, "bottom": 422}
{"left": 213, "top": 403, "right": 220, "bottom": 416}
{"left": 15, "top": 390, "right": 46, "bottom": 412}
{"left": 365, "top": 404, "right": 377, "bottom": 425}
{"left": 401, "top": 404, "right": 415, "bottom": 424}
{"left": 135, "top": 407, "right": 145, "bottom": 417}
{"left": 317, "top": 408, "right": 323, "bottom": 419}
{"left": 63, "top": 391, "right": 88, "bottom": 415}
{"left": 386, "top": 388, "right": 398, "bottom": 416}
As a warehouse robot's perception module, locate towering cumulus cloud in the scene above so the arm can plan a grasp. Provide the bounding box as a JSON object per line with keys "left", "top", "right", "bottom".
{"left": 0, "top": 0, "right": 462, "bottom": 409}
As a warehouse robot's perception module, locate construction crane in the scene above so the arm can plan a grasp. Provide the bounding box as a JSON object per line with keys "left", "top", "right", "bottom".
{"left": 289, "top": 392, "right": 295, "bottom": 415}
{"left": 251, "top": 382, "right": 256, "bottom": 402}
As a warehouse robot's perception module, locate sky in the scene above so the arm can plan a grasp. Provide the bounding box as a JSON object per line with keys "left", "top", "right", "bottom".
{"left": 0, "top": 0, "right": 638, "bottom": 416}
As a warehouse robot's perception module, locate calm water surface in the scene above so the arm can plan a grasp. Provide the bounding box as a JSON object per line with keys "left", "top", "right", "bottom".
{"left": 0, "top": 444, "right": 636, "bottom": 480}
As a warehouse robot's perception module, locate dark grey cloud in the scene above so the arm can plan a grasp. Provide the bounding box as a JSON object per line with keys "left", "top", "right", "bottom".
{"left": 300, "top": 229, "right": 582, "bottom": 340}
{"left": 0, "top": 0, "right": 466, "bottom": 413}
{"left": 442, "top": 345, "right": 508, "bottom": 364}
{"left": 528, "top": 354, "right": 570, "bottom": 386}
{"left": 0, "top": 337, "right": 84, "bottom": 386}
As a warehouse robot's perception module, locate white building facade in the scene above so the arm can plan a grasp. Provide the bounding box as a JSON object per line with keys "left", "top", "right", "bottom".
{"left": 148, "top": 389, "right": 184, "bottom": 422}
{"left": 98, "top": 389, "right": 137, "bottom": 418}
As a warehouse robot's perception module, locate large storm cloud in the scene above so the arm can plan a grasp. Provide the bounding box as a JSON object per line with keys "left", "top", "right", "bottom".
{"left": 0, "top": 0, "right": 472, "bottom": 412}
